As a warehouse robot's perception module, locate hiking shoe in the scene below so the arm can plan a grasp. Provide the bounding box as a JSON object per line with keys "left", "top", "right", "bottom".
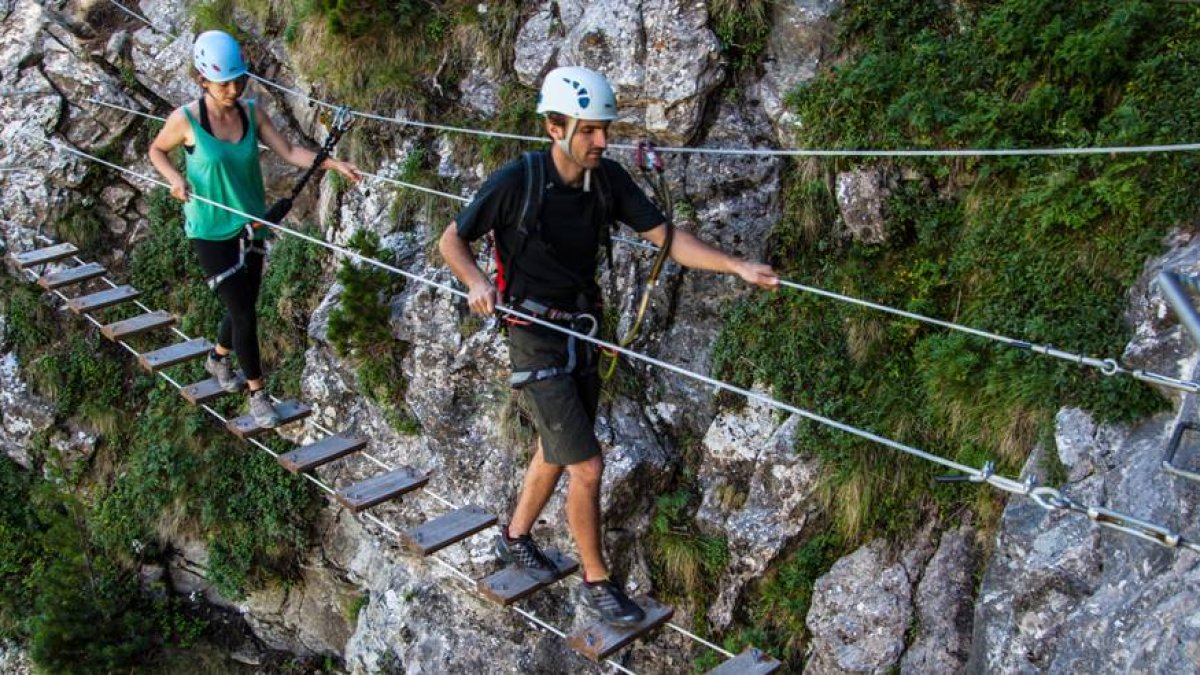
{"left": 205, "top": 353, "right": 241, "bottom": 393}
{"left": 248, "top": 389, "right": 280, "bottom": 428}
{"left": 495, "top": 531, "right": 556, "bottom": 578}
{"left": 576, "top": 579, "right": 645, "bottom": 627}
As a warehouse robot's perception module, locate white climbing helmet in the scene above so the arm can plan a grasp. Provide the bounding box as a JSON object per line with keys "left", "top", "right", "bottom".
{"left": 536, "top": 66, "right": 617, "bottom": 121}
{"left": 193, "top": 30, "right": 248, "bottom": 83}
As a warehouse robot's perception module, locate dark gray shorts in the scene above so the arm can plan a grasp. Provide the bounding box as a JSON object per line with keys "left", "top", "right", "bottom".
{"left": 508, "top": 323, "right": 601, "bottom": 466}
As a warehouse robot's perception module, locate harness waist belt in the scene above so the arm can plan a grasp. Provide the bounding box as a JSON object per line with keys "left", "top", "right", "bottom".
{"left": 508, "top": 298, "right": 599, "bottom": 388}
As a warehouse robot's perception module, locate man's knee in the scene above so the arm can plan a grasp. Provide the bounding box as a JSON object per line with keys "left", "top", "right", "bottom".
{"left": 567, "top": 455, "right": 603, "bottom": 488}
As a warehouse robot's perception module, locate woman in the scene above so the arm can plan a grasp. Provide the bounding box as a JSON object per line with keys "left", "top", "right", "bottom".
{"left": 149, "top": 30, "right": 360, "bottom": 427}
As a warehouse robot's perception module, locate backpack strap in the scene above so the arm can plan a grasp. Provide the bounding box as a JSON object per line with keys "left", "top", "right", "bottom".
{"left": 498, "top": 150, "right": 546, "bottom": 304}
{"left": 592, "top": 161, "right": 616, "bottom": 270}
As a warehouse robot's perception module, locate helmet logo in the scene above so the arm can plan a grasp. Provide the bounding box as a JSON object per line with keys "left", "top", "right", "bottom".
{"left": 564, "top": 78, "right": 590, "bottom": 110}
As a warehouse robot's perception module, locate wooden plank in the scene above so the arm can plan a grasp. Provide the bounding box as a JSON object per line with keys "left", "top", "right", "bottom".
{"left": 37, "top": 262, "right": 105, "bottom": 290}
{"left": 401, "top": 505, "right": 497, "bottom": 556}
{"left": 567, "top": 596, "right": 674, "bottom": 662}
{"left": 278, "top": 434, "right": 366, "bottom": 473}
{"left": 10, "top": 243, "right": 77, "bottom": 268}
{"left": 335, "top": 466, "right": 430, "bottom": 512}
{"left": 180, "top": 373, "right": 245, "bottom": 405}
{"left": 706, "top": 648, "right": 782, "bottom": 675}
{"left": 138, "top": 338, "right": 212, "bottom": 372}
{"left": 478, "top": 548, "right": 578, "bottom": 606}
{"left": 226, "top": 400, "right": 311, "bottom": 438}
{"left": 66, "top": 285, "right": 140, "bottom": 314}
{"left": 100, "top": 310, "right": 175, "bottom": 341}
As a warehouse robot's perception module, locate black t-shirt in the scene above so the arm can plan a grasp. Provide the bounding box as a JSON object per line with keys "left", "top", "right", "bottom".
{"left": 455, "top": 151, "right": 665, "bottom": 307}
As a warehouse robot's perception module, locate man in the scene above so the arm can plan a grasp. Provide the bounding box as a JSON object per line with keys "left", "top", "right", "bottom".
{"left": 439, "top": 66, "right": 778, "bottom": 626}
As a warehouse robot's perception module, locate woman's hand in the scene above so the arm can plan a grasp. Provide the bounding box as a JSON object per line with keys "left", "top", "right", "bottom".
{"left": 327, "top": 158, "right": 362, "bottom": 184}
{"left": 168, "top": 175, "right": 189, "bottom": 202}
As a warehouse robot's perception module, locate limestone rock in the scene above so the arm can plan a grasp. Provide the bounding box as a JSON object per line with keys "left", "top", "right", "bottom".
{"left": 0, "top": 350, "right": 53, "bottom": 468}
{"left": 128, "top": 2, "right": 194, "bottom": 106}
{"left": 167, "top": 538, "right": 240, "bottom": 611}
{"left": 242, "top": 556, "right": 357, "bottom": 657}
{"left": 698, "top": 407, "right": 822, "bottom": 628}
{"left": 900, "top": 525, "right": 979, "bottom": 675}
{"left": 645, "top": 95, "right": 781, "bottom": 433}
{"left": 0, "top": 640, "right": 32, "bottom": 675}
{"left": 41, "top": 19, "right": 139, "bottom": 150}
{"left": 836, "top": 168, "right": 891, "bottom": 245}
{"left": 805, "top": 539, "right": 914, "bottom": 673}
{"left": 1122, "top": 229, "right": 1200, "bottom": 400}
{"left": 514, "top": 0, "right": 723, "bottom": 145}
{"left": 968, "top": 410, "right": 1200, "bottom": 673}
{"left": 754, "top": 0, "right": 841, "bottom": 145}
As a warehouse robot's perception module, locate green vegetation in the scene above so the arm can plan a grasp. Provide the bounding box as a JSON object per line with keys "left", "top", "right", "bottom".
{"left": 710, "top": 0, "right": 773, "bottom": 71}
{"left": 648, "top": 490, "right": 729, "bottom": 608}
{"left": 328, "top": 230, "right": 421, "bottom": 434}
{"left": 709, "top": 0, "right": 1198, "bottom": 665}
{"left": 0, "top": 177, "right": 329, "bottom": 667}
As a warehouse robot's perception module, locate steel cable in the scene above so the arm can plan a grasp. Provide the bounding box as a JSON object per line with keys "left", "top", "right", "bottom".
{"left": 21, "top": 129, "right": 1200, "bottom": 556}
{"left": 104, "top": 0, "right": 1200, "bottom": 159}
{"left": 84, "top": 96, "right": 1200, "bottom": 395}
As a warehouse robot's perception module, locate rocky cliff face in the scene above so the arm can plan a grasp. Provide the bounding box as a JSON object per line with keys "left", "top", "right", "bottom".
{"left": 2, "top": 0, "right": 1198, "bottom": 673}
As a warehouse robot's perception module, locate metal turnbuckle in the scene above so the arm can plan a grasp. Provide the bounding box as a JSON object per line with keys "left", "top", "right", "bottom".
{"left": 1087, "top": 505, "right": 1182, "bottom": 549}
{"left": 1131, "top": 369, "right": 1200, "bottom": 394}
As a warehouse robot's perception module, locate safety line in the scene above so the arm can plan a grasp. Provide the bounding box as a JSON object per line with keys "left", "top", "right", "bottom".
{"left": 17, "top": 258, "right": 638, "bottom": 675}
{"left": 25, "top": 130, "right": 1200, "bottom": 556}
{"left": 104, "top": 0, "right": 1200, "bottom": 159}
{"left": 83, "top": 96, "right": 1200, "bottom": 395}
{"left": 82, "top": 97, "right": 474, "bottom": 204}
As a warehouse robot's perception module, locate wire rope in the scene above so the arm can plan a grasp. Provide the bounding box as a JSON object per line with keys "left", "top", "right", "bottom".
{"left": 22, "top": 130, "right": 1200, "bottom": 556}
{"left": 83, "top": 95, "right": 1200, "bottom": 395}
{"left": 104, "top": 0, "right": 1200, "bottom": 159}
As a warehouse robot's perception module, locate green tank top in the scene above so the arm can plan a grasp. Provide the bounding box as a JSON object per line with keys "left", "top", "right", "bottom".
{"left": 182, "top": 99, "right": 267, "bottom": 241}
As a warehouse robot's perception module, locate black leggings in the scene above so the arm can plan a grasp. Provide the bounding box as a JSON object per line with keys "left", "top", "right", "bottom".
{"left": 191, "top": 235, "right": 265, "bottom": 381}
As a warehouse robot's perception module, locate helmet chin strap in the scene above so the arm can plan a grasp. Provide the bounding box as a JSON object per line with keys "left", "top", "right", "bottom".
{"left": 558, "top": 117, "right": 592, "bottom": 192}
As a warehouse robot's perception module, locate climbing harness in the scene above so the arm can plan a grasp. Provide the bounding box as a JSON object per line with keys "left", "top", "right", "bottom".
{"left": 507, "top": 298, "right": 601, "bottom": 388}
{"left": 204, "top": 223, "right": 267, "bottom": 290}
{"left": 599, "top": 140, "right": 674, "bottom": 381}
{"left": 261, "top": 104, "right": 355, "bottom": 225}
{"left": 204, "top": 105, "right": 353, "bottom": 290}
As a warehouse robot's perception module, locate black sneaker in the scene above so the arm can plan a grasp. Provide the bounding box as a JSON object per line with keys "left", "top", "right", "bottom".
{"left": 576, "top": 579, "right": 645, "bottom": 627}
{"left": 495, "top": 531, "right": 556, "bottom": 579}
